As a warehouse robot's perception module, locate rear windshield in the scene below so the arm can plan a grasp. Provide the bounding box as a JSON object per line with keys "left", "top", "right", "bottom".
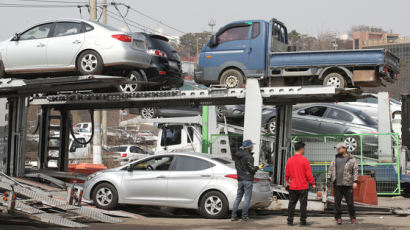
{"left": 148, "top": 36, "right": 175, "bottom": 53}
{"left": 109, "top": 146, "right": 127, "bottom": 152}
{"left": 353, "top": 111, "right": 377, "bottom": 126}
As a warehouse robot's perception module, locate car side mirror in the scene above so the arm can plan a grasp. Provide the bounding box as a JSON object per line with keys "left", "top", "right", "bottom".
{"left": 209, "top": 35, "right": 218, "bottom": 47}
{"left": 297, "top": 110, "right": 306, "bottom": 115}
{"left": 11, "top": 33, "right": 20, "bottom": 41}
{"left": 69, "top": 145, "right": 76, "bottom": 152}
{"left": 287, "top": 45, "right": 296, "bottom": 52}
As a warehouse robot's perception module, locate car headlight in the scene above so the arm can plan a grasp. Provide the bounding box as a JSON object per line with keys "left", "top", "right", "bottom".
{"left": 86, "top": 171, "right": 102, "bottom": 181}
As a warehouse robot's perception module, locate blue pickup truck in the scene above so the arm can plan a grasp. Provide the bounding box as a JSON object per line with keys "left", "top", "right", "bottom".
{"left": 195, "top": 19, "right": 400, "bottom": 88}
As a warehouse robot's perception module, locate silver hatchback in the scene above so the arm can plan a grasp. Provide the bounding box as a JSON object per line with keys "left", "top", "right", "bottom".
{"left": 0, "top": 19, "right": 150, "bottom": 82}
{"left": 83, "top": 152, "right": 272, "bottom": 219}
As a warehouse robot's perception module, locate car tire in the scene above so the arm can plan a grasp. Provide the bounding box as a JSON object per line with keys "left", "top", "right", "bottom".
{"left": 77, "top": 50, "right": 104, "bottom": 75}
{"left": 199, "top": 191, "right": 229, "bottom": 219}
{"left": 219, "top": 69, "right": 244, "bottom": 88}
{"left": 266, "top": 117, "right": 276, "bottom": 134}
{"left": 344, "top": 135, "right": 360, "bottom": 153}
{"left": 140, "top": 107, "right": 158, "bottom": 119}
{"left": 323, "top": 72, "right": 346, "bottom": 88}
{"left": 0, "top": 61, "right": 5, "bottom": 78}
{"left": 119, "top": 70, "right": 144, "bottom": 92}
{"left": 92, "top": 183, "right": 118, "bottom": 210}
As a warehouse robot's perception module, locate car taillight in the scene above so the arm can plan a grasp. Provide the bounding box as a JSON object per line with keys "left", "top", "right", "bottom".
{"left": 148, "top": 49, "right": 167, "bottom": 58}
{"left": 159, "top": 71, "right": 167, "bottom": 75}
{"left": 121, "top": 153, "right": 127, "bottom": 158}
{"left": 370, "top": 130, "right": 377, "bottom": 134}
{"left": 253, "top": 178, "right": 259, "bottom": 182}
{"left": 225, "top": 174, "right": 238, "bottom": 180}
{"left": 112, "top": 34, "right": 132, "bottom": 42}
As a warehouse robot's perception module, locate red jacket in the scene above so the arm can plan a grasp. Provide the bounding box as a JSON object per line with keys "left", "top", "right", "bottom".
{"left": 285, "top": 154, "right": 315, "bottom": 190}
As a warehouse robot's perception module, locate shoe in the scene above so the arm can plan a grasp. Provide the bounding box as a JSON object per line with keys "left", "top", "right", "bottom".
{"left": 337, "top": 218, "right": 342, "bottom": 225}
{"left": 300, "top": 221, "right": 307, "bottom": 226}
{"left": 241, "top": 217, "right": 249, "bottom": 222}
{"left": 351, "top": 218, "right": 358, "bottom": 224}
{"left": 231, "top": 216, "right": 239, "bottom": 221}
{"left": 287, "top": 222, "right": 293, "bottom": 226}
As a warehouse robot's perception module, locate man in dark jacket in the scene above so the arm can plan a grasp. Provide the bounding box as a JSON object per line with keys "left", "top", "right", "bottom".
{"left": 328, "top": 142, "right": 359, "bottom": 225}
{"left": 231, "top": 140, "right": 261, "bottom": 221}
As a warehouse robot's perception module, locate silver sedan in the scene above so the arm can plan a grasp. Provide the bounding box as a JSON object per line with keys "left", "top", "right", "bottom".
{"left": 83, "top": 152, "right": 272, "bottom": 219}
{"left": 0, "top": 19, "right": 150, "bottom": 81}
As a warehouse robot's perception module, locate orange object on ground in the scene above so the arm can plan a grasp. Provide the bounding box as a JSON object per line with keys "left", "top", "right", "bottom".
{"left": 354, "top": 175, "right": 378, "bottom": 205}
{"left": 67, "top": 163, "right": 107, "bottom": 183}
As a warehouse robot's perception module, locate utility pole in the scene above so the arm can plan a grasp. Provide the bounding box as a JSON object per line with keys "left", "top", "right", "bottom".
{"left": 90, "top": 0, "right": 102, "bottom": 164}
{"left": 101, "top": 0, "right": 108, "bottom": 149}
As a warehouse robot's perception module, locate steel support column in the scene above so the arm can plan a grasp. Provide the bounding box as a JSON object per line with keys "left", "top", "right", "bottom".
{"left": 38, "top": 107, "right": 50, "bottom": 169}
{"left": 273, "top": 104, "right": 293, "bottom": 185}
{"left": 6, "top": 96, "right": 28, "bottom": 176}
{"left": 58, "top": 109, "right": 70, "bottom": 172}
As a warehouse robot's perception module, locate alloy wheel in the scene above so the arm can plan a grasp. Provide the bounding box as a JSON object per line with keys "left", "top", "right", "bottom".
{"left": 216, "top": 106, "right": 225, "bottom": 121}
{"left": 95, "top": 187, "right": 113, "bottom": 207}
{"left": 141, "top": 107, "right": 156, "bottom": 119}
{"left": 268, "top": 120, "right": 276, "bottom": 134}
{"left": 344, "top": 136, "right": 358, "bottom": 152}
{"left": 204, "top": 196, "right": 223, "bottom": 215}
{"left": 120, "top": 72, "right": 140, "bottom": 92}
{"left": 81, "top": 54, "right": 98, "bottom": 73}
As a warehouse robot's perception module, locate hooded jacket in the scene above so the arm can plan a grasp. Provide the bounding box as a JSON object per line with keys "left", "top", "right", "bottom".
{"left": 233, "top": 148, "right": 259, "bottom": 181}
{"left": 327, "top": 153, "right": 359, "bottom": 186}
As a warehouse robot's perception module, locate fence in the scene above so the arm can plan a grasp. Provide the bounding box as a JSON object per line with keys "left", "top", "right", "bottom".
{"left": 209, "top": 133, "right": 401, "bottom": 195}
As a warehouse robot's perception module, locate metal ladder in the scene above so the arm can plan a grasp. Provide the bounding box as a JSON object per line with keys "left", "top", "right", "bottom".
{"left": 0, "top": 173, "right": 122, "bottom": 228}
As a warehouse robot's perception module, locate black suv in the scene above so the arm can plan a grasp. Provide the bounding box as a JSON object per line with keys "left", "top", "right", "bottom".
{"left": 120, "top": 34, "right": 183, "bottom": 92}
{"left": 144, "top": 34, "right": 183, "bottom": 89}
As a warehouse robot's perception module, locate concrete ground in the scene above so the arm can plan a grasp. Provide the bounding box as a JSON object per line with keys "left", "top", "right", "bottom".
{"left": 1, "top": 197, "right": 409, "bottom": 230}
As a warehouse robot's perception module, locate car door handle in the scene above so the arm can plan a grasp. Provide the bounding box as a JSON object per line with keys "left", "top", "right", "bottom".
{"left": 156, "top": 175, "right": 166, "bottom": 178}
{"left": 200, "top": 175, "right": 211, "bottom": 177}
{"left": 72, "top": 40, "right": 81, "bottom": 44}
{"left": 37, "top": 43, "right": 45, "bottom": 47}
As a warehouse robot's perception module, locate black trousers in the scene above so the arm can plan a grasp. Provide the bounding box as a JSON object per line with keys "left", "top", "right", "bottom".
{"left": 334, "top": 185, "right": 356, "bottom": 219}
{"left": 287, "top": 189, "right": 308, "bottom": 223}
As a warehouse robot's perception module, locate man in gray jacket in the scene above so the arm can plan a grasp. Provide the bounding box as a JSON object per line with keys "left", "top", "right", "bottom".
{"left": 328, "top": 142, "right": 359, "bottom": 225}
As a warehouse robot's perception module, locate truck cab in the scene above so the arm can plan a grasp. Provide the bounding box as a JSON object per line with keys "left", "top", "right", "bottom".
{"left": 195, "top": 19, "right": 288, "bottom": 87}
{"left": 155, "top": 124, "right": 202, "bottom": 153}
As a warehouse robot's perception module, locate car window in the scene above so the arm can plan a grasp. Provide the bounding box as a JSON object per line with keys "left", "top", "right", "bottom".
{"left": 217, "top": 25, "right": 250, "bottom": 44}
{"left": 72, "top": 138, "right": 86, "bottom": 148}
{"left": 160, "top": 125, "right": 182, "bottom": 146}
{"left": 83, "top": 124, "right": 88, "bottom": 128}
{"left": 53, "top": 22, "right": 82, "bottom": 37}
{"left": 251, "top": 22, "right": 260, "bottom": 39}
{"left": 19, "top": 23, "right": 53, "bottom": 40}
{"left": 109, "top": 146, "right": 127, "bottom": 152}
{"left": 303, "top": 106, "right": 327, "bottom": 117}
{"left": 353, "top": 111, "right": 377, "bottom": 126}
{"left": 133, "top": 156, "right": 174, "bottom": 171}
{"left": 171, "top": 156, "right": 212, "bottom": 171}
{"left": 367, "top": 97, "right": 378, "bottom": 104}
{"left": 84, "top": 23, "right": 94, "bottom": 32}
{"left": 326, "top": 108, "right": 353, "bottom": 122}
{"left": 130, "top": 146, "right": 142, "bottom": 153}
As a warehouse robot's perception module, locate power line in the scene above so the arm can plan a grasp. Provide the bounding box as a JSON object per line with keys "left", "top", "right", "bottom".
{"left": 0, "top": 3, "right": 85, "bottom": 8}
{"left": 14, "top": 0, "right": 86, "bottom": 4}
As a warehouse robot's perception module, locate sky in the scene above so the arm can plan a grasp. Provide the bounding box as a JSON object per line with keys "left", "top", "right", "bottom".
{"left": 0, "top": 0, "right": 409, "bottom": 40}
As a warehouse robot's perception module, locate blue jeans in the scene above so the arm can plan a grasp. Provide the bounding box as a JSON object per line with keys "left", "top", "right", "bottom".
{"left": 231, "top": 180, "right": 253, "bottom": 218}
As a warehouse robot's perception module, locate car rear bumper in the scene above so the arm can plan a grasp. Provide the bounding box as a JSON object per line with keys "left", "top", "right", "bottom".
{"left": 227, "top": 189, "right": 273, "bottom": 210}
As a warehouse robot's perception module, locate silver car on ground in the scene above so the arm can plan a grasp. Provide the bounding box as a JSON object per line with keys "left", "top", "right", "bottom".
{"left": 83, "top": 152, "right": 272, "bottom": 219}
{"left": 0, "top": 19, "right": 150, "bottom": 81}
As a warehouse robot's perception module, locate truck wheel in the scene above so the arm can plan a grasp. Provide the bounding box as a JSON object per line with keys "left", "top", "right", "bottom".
{"left": 323, "top": 72, "right": 346, "bottom": 88}
{"left": 199, "top": 191, "right": 229, "bottom": 219}
{"left": 119, "top": 70, "right": 144, "bottom": 92}
{"left": 77, "top": 50, "right": 104, "bottom": 75}
{"left": 220, "top": 69, "right": 244, "bottom": 88}
{"left": 92, "top": 183, "right": 118, "bottom": 210}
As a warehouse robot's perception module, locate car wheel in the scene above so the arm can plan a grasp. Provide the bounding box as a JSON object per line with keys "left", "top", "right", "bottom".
{"left": 77, "top": 50, "right": 104, "bottom": 75}
{"left": 219, "top": 69, "right": 244, "bottom": 88}
{"left": 344, "top": 135, "right": 359, "bottom": 153}
{"left": 199, "top": 191, "right": 229, "bottom": 219}
{"left": 323, "top": 72, "right": 346, "bottom": 88}
{"left": 140, "top": 107, "right": 158, "bottom": 119}
{"left": 92, "top": 183, "right": 118, "bottom": 210}
{"left": 119, "top": 70, "right": 144, "bottom": 92}
{"left": 266, "top": 117, "right": 276, "bottom": 134}
{"left": 216, "top": 106, "right": 225, "bottom": 122}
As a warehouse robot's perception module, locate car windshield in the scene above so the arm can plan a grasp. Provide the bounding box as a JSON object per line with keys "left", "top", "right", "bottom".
{"left": 109, "top": 146, "right": 127, "bottom": 152}
{"left": 353, "top": 111, "right": 377, "bottom": 126}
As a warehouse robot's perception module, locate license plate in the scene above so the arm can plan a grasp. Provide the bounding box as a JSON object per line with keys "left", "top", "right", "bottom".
{"left": 168, "top": 61, "right": 179, "bottom": 69}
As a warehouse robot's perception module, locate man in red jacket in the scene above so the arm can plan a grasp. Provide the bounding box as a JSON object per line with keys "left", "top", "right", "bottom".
{"left": 285, "top": 142, "right": 315, "bottom": 226}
